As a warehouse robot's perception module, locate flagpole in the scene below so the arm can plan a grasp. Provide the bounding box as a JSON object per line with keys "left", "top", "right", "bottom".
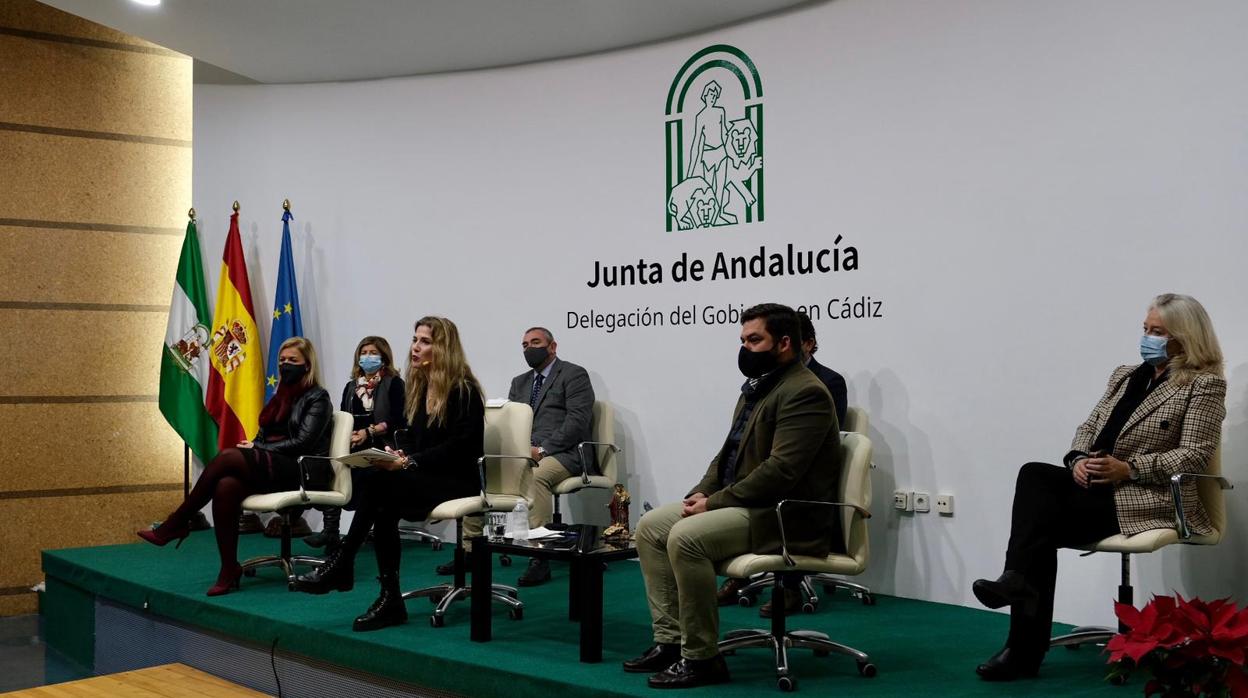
{"left": 182, "top": 206, "right": 211, "bottom": 530}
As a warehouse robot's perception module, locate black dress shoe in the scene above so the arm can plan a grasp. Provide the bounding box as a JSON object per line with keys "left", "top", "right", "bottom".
{"left": 972, "top": 571, "right": 1038, "bottom": 613}
{"left": 647, "top": 655, "right": 731, "bottom": 689}
{"left": 759, "top": 587, "right": 803, "bottom": 618}
{"left": 976, "top": 647, "right": 1041, "bottom": 681}
{"left": 622, "top": 643, "right": 681, "bottom": 673}
{"left": 517, "top": 559, "right": 551, "bottom": 587}
{"left": 716, "top": 578, "right": 747, "bottom": 607}
{"left": 435, "top": 551, "right": 470, "bottom": 576}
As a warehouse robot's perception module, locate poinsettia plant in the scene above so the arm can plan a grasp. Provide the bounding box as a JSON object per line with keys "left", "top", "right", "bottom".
{"left": 1106, "top": 594, "right": 1248, "bottom": 697}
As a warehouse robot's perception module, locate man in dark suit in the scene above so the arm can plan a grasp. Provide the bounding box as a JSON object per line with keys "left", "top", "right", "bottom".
{"left": 624, "top": 303, "right": 841, "bottom": 688}
{"left": 714, "top": 310, "right": 850, "bottom": 616}
{"left": 453, "top": 327, "right": 595, "bottom": 586}
{"left": 798, "top": 310, "right": 847, "bottom": 427}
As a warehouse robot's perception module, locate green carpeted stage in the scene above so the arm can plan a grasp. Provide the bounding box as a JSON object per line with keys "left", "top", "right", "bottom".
{"left": 42, "top": 534, "right": 1123, "bottom": 697}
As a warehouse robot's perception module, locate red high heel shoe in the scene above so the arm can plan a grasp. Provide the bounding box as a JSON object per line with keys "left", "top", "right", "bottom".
{"left": 136, "top": 520, "right": 190, "bottom": 548}
{"left": 206, "top": 564, "right": 243, "bottom": 597}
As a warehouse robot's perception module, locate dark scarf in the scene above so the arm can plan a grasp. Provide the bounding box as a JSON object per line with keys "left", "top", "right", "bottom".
{"left": 259, "top": 379, "right": 312, "bottom": 430}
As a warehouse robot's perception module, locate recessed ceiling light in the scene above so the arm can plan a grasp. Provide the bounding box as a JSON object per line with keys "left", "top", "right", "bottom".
{"left": 131, "top": 0, "right": 161, "bottom": 7}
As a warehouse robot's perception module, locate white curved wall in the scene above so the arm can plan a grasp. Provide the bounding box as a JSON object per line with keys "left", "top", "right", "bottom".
{"left": 193, "top": 0, "right": 1248, "bottom": 627}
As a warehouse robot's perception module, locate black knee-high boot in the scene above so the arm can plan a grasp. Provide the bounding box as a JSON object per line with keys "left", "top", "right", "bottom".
{"left": 304, "top": 507, "right": 342, "bottom": 550}
{"left": 352, "top": 571, "right": 407, "bottom": 632}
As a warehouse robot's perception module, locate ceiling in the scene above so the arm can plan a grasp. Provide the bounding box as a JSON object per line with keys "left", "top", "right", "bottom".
{"left": 41, "top": 0, "right": 813, "bottom": 84}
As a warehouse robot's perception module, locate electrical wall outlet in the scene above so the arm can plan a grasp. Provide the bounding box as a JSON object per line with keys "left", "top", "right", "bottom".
{"left": 913, "top": 491, "right": 931, "bottom": 513}
{"left": 936, "top": 494, "right": 954, "bottom": 515}
{"left": 892, "top": 490, "right": 911, "bottom": 511}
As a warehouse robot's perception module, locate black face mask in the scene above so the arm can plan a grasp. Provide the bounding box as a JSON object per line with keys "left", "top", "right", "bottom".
{"left": 524, "top": 346, "right": 550, "bottom": 369}
{"left": 738, "top": 345, "right": 781, "bottom": 379}
{"left": 279, "top": 363, "right": 308, "bottom": 385}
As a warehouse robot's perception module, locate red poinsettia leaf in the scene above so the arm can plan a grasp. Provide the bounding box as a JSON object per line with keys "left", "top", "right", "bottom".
{"left": 1116, "top": 600, "right": 1145, "bottom": 630}
{"left": 1209, "top": 644, "right": 1244, "bottom": 665}
{"left": 1105, "top": 635, "right": 1130, "bottom": 663}
{"left": 1122, "top": 637, "right": 1165, "bottom": 664}
{"left": 1176, "top": 602, "right": 1212, "bottom": 633}
{"left": 1225, "top": 665, "right": 1248, "bottom": 695}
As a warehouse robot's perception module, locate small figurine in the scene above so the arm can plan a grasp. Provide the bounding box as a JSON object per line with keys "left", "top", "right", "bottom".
{"left": 603, "top": 484, "right": 632, "bottom": 540}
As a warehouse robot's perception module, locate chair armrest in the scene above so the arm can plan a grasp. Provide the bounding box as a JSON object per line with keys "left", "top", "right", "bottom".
{"left": 575, "top": 440, "right": 622, "bottom": 485}
{"left": 1169, "top": 472, "right": 1233, "bottom": 540}
{"left": 476, "top": 454, "right": 540, "bottom": 508}
{"left": 776, "top": 498, "right": 871, "bottom": 567}
{"left": 295, "top": 455, "right": 337, "bottom": 503}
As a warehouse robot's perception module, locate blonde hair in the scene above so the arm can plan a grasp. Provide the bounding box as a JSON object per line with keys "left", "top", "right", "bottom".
{"left": 1151, "top": 293, "right": 1223, "bottom": 385}
{"left": 349, "top": 335, "right": 400, "bottom": 380}
{"left": 405, "top": 317, "right": 484, "bottom": 427}
{"left": 278, "top": 336, "right": 320, "bottom": 389}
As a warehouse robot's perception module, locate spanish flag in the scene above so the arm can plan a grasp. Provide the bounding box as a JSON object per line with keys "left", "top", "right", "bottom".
{"left": 205, "top": 209, "right": 265, "bottom": 450}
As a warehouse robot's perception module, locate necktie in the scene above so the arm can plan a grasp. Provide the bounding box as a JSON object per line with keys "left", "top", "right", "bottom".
{"left": 529, "top": 373, "right": 545, "bottom": 408}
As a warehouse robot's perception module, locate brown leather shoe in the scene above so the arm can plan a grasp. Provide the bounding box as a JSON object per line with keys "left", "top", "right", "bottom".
{"left": 716, "top": 577, "right": 747, "bottom": 607}
{"left": 759, "top": 588, "right": 803, "bottom": 618}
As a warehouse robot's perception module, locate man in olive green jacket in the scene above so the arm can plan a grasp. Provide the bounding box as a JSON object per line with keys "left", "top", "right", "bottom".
{"left": 623, "top": 303, "right": 842, "bottom": 689}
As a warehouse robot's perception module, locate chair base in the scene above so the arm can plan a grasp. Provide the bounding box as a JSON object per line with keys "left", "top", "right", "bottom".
{"left": 722, "top": 575, "right": 877, "bottom": 691}
{"left": 397, "top": 522, "right": 444, "bottom": 551}
{"left": 738, "top": 574, "right": 819, "bottom": 612}
{"left": 239, "top": 509, "right": 324, "bottom": 590}
{"left": 720, "top": 629, "right": 876, "bottom": 690}
{"left": 808, "top": 573, "right": 876, "bottom": 606}
{"left": 402, "top": 582, "right": 523, "bottom": 627}
{"left": 1050, "top": 625, "right": 1115, "bottom": 649}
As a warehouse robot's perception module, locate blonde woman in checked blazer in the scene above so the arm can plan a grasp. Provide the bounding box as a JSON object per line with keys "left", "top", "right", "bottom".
{"left": 972, "top": 293, "right": 1226, "bottom": 682}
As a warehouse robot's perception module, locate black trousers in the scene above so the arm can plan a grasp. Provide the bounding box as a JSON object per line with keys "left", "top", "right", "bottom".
{"left": 1002, "top": 462, "right": 1120, "bottom": 656}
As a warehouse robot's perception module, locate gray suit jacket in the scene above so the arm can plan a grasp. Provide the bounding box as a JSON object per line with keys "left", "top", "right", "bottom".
{"left": 508, "top": 358, "right": 596, "bottom": 475}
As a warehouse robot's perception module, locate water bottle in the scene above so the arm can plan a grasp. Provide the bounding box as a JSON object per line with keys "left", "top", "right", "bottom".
{"left": 508, "top": 500, "right": 530, "bottom": 541}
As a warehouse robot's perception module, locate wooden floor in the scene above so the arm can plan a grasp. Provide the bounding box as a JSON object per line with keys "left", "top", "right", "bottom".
{"left": 0, "top": 664, "right": 269, "bottom": 697}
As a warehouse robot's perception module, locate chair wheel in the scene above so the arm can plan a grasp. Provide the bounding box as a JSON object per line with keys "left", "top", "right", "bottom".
{"left": 431, "top": 541, "right": 443, "bottom": 551}
{"left": 777, "top": 675, "right": 797, "bottom": 692}
{"left": 861, "top": 594, "right": 876, "bottom": 606}
{"left": 287, "top": 581, "right": 296, "bottom": 591}
{"left": 430, "top": 614, "right": 445, "bottom": 628}
{"left": 738, "top": 595, "right": 755, "bottom": 607}
{"left": 801, "top": 602, "right": 817, "bottom": 614}
{"left": 509, "top": 608, "right": 523, "bottom": 621}
{"left": 858, "top": 661, "right": 877, "bottom": 678}
{"left": 500, "top": 555, "right": 512, "bottom": 567}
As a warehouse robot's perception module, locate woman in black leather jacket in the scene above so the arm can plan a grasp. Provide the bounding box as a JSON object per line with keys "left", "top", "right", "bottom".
{"left": 138, "top": 336, "right": 333, "bottom": 596}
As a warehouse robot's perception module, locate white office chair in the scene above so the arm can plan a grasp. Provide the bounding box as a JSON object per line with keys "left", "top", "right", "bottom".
{"left": 549, "top": 401, "right": 622, "bottom": 529}
{"left": 738, "top": 406, "right": 875, "bottom": 610}
{"left": 1051, "top": 446, "right": 1232, "bottom": 653}
{"left": 402, "top": 401, "right": 535, "bottom": 626}
{"left": 240, "top": 410, "right": 353, "bottom": 589}
{"left": 717, "top": 432, "right": 877, "bottom": 691}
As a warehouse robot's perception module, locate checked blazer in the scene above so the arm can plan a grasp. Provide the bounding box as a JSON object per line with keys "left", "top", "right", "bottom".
{"left": 1068, "top": 364, "right": 1227, "bottom": 537}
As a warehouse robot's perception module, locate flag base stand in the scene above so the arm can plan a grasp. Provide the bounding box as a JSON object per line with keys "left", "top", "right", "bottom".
{"left": 188, "top": 512, "right": 211, "bottom": 531}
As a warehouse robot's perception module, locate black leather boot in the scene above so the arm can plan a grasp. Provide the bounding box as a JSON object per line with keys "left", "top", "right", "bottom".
{"left": 292, "top": 546, "right": 354, "bottom": 594}
{"left": 353, "top": 572, "right": 408, "bottom": 632}
{"left": 972, "top": 571, "right": 1038, "bottom": 613}
{"left": 623, "top": 643, "right": 681, "bottom": 673}
{"left": 976, "top": 647, "right": 1042, "bottom": 681}
{"left": 303, "top": 507, "right": 342, "bottom": 550}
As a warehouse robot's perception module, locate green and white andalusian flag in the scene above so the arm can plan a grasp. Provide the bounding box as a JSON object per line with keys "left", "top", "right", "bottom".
{"left": 159, "top": 218, "right": 220, "bottom": 462}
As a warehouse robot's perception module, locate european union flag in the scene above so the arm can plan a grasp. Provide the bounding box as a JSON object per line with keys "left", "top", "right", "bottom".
{"left": 265, "top": 208, "right": 303, "bottom": 401}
